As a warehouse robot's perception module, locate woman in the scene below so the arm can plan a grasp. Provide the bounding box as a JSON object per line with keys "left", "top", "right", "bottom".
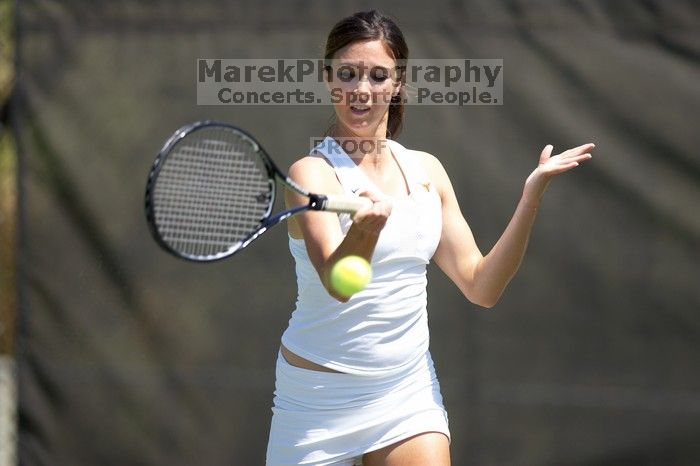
{"left": 266, "top": 10, "right": 594, "bottom": 466}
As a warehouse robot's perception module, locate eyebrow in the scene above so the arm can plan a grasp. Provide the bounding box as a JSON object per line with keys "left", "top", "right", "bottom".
{"left": 336, "top": 61, "right": 393, "bottom": 69}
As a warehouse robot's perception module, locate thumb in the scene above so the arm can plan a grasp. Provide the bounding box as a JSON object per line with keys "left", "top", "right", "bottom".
{"left": 539, "top": 144, "right": 554, "bottom": 164}
{"left": 358, "top": 189, "right": 386, "bottom": 203}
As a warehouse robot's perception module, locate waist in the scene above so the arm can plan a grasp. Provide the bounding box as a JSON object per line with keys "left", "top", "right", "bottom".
{"left": 282, "top": 277, "right": 430, "bottom": 376}
{"left": 279, "top": 344, "right": 342, "bottom": 373}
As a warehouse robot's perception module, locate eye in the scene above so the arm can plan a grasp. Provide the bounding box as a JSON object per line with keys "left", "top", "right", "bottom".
{"left": 370, "top": 68, "right": 389, "bottom": 82}
{"left": 337, "top": 67, "right": 355, "bottom": 81}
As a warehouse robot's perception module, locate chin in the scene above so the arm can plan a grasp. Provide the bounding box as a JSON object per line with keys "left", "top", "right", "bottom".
{"left": 339, "top": 114, "right": 385, "bottom": 137}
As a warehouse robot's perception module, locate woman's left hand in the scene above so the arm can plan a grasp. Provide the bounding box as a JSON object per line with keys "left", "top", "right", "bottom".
{"left": 523, "top": 143, "right": 595, "bottom": 202}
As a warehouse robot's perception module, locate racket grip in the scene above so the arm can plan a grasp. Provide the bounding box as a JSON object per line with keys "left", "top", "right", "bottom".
{"left": 322, "top": 195, "right": 373, "bottom": 213}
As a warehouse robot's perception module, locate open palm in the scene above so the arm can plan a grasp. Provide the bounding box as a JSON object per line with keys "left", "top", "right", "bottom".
{"left": 524, "top": 143, "right": 595, "bottom": 200}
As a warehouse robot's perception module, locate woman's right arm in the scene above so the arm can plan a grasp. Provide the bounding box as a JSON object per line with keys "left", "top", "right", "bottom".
{"left": 285, "top": 156, "right": 391, "bottom": 302}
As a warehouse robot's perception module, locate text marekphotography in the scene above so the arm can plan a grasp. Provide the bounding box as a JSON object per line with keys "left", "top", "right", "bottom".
{"left": 197, "top": 59, "right": 503, "bottom": 106}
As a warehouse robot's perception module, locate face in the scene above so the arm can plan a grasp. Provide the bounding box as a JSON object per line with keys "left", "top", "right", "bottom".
{"left": 326, "top": 39, "right": 400, "bottom": 137}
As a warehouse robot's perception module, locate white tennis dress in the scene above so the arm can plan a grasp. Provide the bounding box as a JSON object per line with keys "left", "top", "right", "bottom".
{"left": 266, "top": 137, "right": 449, "bottom": 466}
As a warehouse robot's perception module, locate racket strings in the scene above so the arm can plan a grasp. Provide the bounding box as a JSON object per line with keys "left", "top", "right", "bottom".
{"left": 152, "top": 127, "right": 272, "bottom": 258}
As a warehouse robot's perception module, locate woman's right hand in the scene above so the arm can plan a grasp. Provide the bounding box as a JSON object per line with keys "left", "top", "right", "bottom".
{"left": 322, "top": 190, "right": 391, "bottom": 301}
{"left": 351, "top": 191, "right": 392, "bottom": 235}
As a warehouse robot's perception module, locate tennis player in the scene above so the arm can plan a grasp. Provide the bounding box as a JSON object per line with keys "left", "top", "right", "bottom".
{"left": 266, "top": 10, "right": 594, "bottom": 466}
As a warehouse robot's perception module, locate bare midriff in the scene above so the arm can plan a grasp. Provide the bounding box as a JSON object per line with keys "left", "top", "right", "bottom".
{"left": 280, "top": 344, "right": 343, "bottom": 373}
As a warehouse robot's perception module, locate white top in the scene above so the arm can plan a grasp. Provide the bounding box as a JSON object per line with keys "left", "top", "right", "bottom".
{"left": 281, "top": 137, "right": 443, "bottom": 376}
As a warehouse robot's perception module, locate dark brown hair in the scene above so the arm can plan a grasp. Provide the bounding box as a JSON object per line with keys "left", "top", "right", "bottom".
{"left": 324, "top": 10, "right": 408, "bottom": 138}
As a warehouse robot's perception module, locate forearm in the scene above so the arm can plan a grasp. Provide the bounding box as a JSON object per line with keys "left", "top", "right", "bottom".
{"left": 471, "top": 193, "right": 542, "bottom": 306}
{"left": 439, "top": 142, "right": 593, "bottom": 308}
{"left": 320, "top": 224, "right": 381, "bottom": 301}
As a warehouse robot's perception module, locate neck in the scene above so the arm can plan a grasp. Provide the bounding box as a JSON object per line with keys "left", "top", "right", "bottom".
{"left": 330, "top": 122, "right": 391, "bottom": 169}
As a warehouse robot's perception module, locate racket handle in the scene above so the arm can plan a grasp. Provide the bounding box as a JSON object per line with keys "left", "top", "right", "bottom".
{"left": 322, "top": 195, "right": 373, "bottom": 213}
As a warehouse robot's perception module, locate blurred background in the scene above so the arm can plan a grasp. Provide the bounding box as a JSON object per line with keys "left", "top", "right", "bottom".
{"left": 1, "top": 0, "right": 699, "bottom": 465}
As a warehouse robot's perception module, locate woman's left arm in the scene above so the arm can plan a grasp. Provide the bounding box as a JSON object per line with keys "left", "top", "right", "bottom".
{"left": 429, "top": 143, "right": 594, "bottom": 308}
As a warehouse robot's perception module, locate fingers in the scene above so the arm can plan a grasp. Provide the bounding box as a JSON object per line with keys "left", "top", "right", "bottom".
{"left": 352, "top": 190, "right": 392, "bottom": 233}
{"left": 532, "top": 142, "right": 595, "bottom": 182}
{"left": 357, "top": 190, "right": 386, "bottom": 203}
{"left": 352, "top": 207, "right": 392, "bottom": 233}
{"left": 560, "top": 156, "right": 589, "bottom": 169}
{"left": 553, "top": 143, "right": 595, "bottom": 174}
{"left": 572, "top": 152, "right": 593, "bottom": 162}
{"left": 559, "top": 143, "right": 595, "bottom": 159}
{"left": 559, "top": 152, "right": 593, "bottom": 164}
{"left": 357, "top": 190, "right": 392, "bottom": 217}
{"left": 549, "top": 153, "right": 591, "bottom": 174}
{"left": 539, "top": 144, "right": 554, "bottom": 164}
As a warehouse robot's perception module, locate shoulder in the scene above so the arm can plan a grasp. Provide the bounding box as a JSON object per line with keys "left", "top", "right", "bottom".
{"left": 389, "top": 140, "right": 444, "bottom": 174}
{"left": 401, "top": 147, "right": 452, "bottom": 200}
{"left": 288, "top": 152, "right": 334, "bottom": 178}
{"left": 405, "top": 149, "right": 444, "bottom": 173}
{"left": 288, "top": 153, "right": 342, "bottom": 193}
{"left": 402, "top": 147, "right": 448, "bottom": 182}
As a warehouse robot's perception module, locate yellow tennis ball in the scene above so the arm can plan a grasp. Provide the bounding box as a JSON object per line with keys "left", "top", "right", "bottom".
{"left": 330, "top": 256, "right": 372, "bottom": 297}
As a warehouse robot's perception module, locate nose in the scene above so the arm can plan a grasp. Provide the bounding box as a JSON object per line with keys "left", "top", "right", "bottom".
{"left": 353, "top": 76, "right": 372, "bottom": 101}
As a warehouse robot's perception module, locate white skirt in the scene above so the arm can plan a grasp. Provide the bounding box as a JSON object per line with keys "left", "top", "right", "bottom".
{"left": 266, "top": 350, "right": 450, "bottom": 466}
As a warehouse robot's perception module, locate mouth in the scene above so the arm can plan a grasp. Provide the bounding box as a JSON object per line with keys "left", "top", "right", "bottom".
{"left": 350, "top": 105, "right": 371, "bottom": 115}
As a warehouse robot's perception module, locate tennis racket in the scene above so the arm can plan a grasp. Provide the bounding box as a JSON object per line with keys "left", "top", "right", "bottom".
{"left": 144, "top": 121, "right": 371, "bottom": 262}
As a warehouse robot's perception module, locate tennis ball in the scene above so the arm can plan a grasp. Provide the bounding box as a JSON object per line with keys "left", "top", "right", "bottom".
{"left": 330, "top": 255, "right": 372, "bottom": 297}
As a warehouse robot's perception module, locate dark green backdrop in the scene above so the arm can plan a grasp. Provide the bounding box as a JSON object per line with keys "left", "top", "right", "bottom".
{"left": 13, "top": 1, "right": 700, "bottom": 465}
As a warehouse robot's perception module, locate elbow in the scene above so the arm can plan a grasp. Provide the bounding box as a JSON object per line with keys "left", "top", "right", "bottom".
{"left": 461, "top": 275, "right": 505, "bottom": 309}
{"left": 456, "top": 262, "right": 501, "bottom": 309}
{"left": 463, "top": 287, "right": 500, "bottom": 309}
{"left": 469, "top": 294, "right": 498, "bottom": 309}
{"left": 476, "top": 298, "right": 498, "bottom": 309}
{"left": 320, "top": 273, "right": 352, "bottom": 303}
{"left": 322, "top": 279, "right": 351, "bottom": 303}
{"left": 332, "top": 293, "right": 351, "bottom": 303}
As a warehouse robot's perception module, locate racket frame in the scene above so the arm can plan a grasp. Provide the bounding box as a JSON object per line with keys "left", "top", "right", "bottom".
{"left": 144, "top": 121, "right": 367, "bottom": 262}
